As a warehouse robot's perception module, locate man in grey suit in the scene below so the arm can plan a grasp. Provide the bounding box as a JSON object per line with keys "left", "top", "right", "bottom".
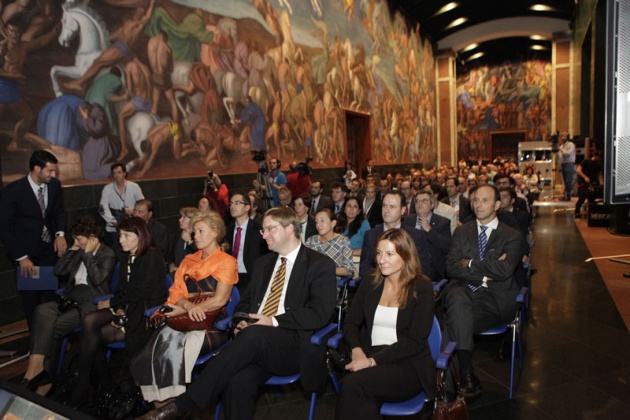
{"left": 403, "top": 190, "right": 451, "bottom": 279}
{"left": 442, "top": 185, "right": 522, "bottom": 398}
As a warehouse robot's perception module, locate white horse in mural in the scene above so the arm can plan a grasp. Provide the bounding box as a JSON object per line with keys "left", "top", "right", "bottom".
{"left": 51, "top": 1, "right": 110, "bottom": 97}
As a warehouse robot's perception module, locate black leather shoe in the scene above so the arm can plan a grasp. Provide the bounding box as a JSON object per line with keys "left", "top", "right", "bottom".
{"left": 138, "top": 401, "right": 181, "bottom": 420}
{"left": 22, "top": 370, "right": 52, "bottom": 392}
{"left": 461, "top": 372, "right": 482, "bottom": 399}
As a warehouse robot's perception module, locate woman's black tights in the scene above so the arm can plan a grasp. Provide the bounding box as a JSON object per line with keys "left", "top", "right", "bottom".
{"left": 71, "top": 308, "right": 125, "bottom": 405}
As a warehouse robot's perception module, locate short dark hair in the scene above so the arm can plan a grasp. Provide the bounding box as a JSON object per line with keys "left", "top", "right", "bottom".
{"left": 330, "top": 181, "right": 348, "bottom": 193}
{"left": 110, "top": 162, "right": 126, "bottom": 173}
{"left": 29, "top": 150, "right": 58, "bottom": 171}
{"left": 135, "top": 199, "right": 154, "bottom": 214}
{"left": 295, "top": 193, "right": 312, "bottom": 209}
{"left": 312, "top": 179, "right": 324, "bottom": 190}
{"left": 230, "top": 191, "right": 251, "bottom": 207}
{"left": 270, "top": 157, "right": 281, "bottom": 168}
{"left": 70, "top": 215, "right": 103, "bottom": 240}
{"left": 446, "top": 176, "right": 459, "bottom": 187}
{"left": 384, "top": 190, "right": 406, "bottom": 207}
{"left": 499, "top": 186, "right": 517, "bottom": 201}
{"left": 117, "top": 216, "right": 158, "bottom": 256}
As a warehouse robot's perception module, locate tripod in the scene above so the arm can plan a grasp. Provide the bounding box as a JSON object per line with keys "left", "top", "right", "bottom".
{"left": 255, "top": 160, "right": 274, "bottom": 211}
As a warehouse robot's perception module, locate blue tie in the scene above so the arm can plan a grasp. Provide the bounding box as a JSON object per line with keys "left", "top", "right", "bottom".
{"left": 478, "top": 225, "right": 488, "bottom": 261}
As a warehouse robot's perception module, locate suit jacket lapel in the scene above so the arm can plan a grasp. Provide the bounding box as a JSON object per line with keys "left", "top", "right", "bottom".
{"left": 485, "top": 223, "right": 503, "bottom": 251}
{"left": 285, "top": 246, "right": 307, "bottom": 304}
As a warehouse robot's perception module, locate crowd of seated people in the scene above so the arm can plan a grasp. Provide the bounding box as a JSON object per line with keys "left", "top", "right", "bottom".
{"left": 15, "top": 156, "right": 538, "bottom": 418}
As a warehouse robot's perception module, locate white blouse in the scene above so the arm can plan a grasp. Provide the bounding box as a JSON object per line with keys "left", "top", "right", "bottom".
{"left": 371, "top": 305, "right": 399, "bottom": 346}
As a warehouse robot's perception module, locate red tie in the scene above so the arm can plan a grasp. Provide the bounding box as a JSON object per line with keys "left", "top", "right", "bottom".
{"left": 232, "top": 227, "right": 242, "bottom": 258}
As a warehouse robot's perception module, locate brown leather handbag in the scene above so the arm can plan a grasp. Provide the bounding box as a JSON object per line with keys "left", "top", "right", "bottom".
{"left": 433, "top": 356, "right": 469, "bottom": 420}
{"left": 166, "top": 293, "right": 223, "bottom": 332}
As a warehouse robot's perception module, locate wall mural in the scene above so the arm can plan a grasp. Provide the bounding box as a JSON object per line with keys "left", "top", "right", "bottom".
{"left": 0, "top": 0, "right": 436, "bottom": 186}
{"left": 456, "top": 60, "right": 552, "bottom": 161}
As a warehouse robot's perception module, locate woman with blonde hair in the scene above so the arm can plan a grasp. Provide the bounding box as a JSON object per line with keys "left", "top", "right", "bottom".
{"left": 336, "top": 229, "right": 436, "bottom": 419}
{"left": 132, "top": 211, "right": 238, "bottom": 404}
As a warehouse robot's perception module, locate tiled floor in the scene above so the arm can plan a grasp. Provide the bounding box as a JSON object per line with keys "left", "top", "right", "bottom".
{"left": 2, "top": 205, "right": 629, "bottom": 419}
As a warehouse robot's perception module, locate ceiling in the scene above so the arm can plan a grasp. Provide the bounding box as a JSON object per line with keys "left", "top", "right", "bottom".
{"left": 389, "top": 0, "right": 576, "bottom": 69}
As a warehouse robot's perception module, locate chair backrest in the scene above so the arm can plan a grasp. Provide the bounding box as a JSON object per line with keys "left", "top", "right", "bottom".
{"left": 428, "top": 316, "right": 442, "bottom": 361}
{"left": 165, "top": 273, "right": 174, "bottom": 289}
{"left": 225, "top": 286, "right": 240, "bottom": 317}
{"left": 111, "top": 264, "right": 120, "bottom": 292}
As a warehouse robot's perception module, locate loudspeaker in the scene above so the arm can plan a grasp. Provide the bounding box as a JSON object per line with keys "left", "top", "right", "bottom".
{"left": 604, "top": 0, "right": 630, "bottom": 204}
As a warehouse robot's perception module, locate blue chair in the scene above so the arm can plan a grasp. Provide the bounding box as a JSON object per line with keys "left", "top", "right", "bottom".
{"left": 327, "top": 316, "right": 443, "bottom": 416}
{"left": 477, "top": 286, "right": 528, "bottom": 399}
{"left": 211, "top": 324, "right": 338, "bottom": 420}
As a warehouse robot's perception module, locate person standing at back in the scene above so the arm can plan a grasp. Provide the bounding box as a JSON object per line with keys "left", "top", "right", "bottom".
{"left": 0, "top": 150, "right": 67, "bottom": 328}
{"left": 99, "top": 163, "right": 144, "bottom": 248}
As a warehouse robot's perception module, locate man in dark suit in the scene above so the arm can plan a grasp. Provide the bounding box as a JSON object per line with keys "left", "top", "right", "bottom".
{"left": 225, "top": 192, "right": 269, "bottom": 293}
{"left": 443, "top": 176, "right": 472, "bottom": 222}
{"left": 360, "top": 191, "right": 435, "bottom": 281}
{"left": 308, "top": 179, "right": 334, "bottom": 216}
{"left": 403, "top": 190, "right": 451, "bottom": 279}
{"left": 363, "top": 183, "right": 383, "bottom": 228}
{"left": 442, "top": 185, "right": 522, "bottom": 398}
{"left": 0, "top": 150, "right": 67, "bottom": 328}
{"left": 494, "top": 175, "right": 529, "bottom": 215}
{"left": 140, "top": 207, "right": 337, "bottom": 420}
{"left": 400, "top": 180, "right": 415, "bottom": 217}
{"left": 133, "top": 199, "right": 168, "bottom": 258}
{"left": 360, "top": 158, "right": 376, "bottom": 180}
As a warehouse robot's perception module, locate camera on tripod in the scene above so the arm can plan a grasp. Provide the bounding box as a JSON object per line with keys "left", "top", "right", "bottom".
{"left": 297, "top": 157, "right": 313, "bottom": 176}
{"left": 205, "top": 170, "right": 214, "bottom": 187}
{"left": 251, "top": 149, "right": 267, "bottom": 162}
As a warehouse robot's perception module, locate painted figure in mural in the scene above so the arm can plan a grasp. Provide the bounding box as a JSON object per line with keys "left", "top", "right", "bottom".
{"left": 52, "top": 1, "right": 110, "bottom": 97}
{"left": 173, "top": 61, "right": 219, "bottom": 124}
{"left": 85, "top": 67, "right": 126, "bottom": 136}
{"left": 1, "top": 0, "right": 56, "bottom": 42}
{"left": 117, "top": 57, "right": 153, "bottom": 161}
{"left": 301, "top": 116, "right": 314, "bottom": 159}
{"left": 189, "top": 122, "right": 224, "bottom": 168}
{"left": 0, "top": 18, "right": 59, "bottom": 152}
{"left": 235, "top": 95, "right": 266, "bottom": 152}
{"left": 147, "top": 31, "right": 178, "bottom": 123}
{"left": 264, "top": 89, "right": 282, "bottom": 153}
{"left": 134, "top": 120, "right": 188, "bottom": 178}
{"left": 62, "top": 0, "right": 155, "bottom": 95}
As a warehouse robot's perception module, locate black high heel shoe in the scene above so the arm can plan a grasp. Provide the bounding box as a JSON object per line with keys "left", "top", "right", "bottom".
{"left": 21, "top": 370, "right": 52, "bottom": 392}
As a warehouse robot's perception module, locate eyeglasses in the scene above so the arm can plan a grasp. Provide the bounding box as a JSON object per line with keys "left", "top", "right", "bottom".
{"left": 229, "top": 201, "right": 246, "bottom": 206}
{"left": 414, "top": 198, "right": 431, "bottom": 204}
{"left": 260, "top": 224, "right": 281, "bottom": 235}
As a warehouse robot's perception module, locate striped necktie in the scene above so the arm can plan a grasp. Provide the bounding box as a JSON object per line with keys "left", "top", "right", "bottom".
{"left": 261, "top": 257, "right": 287, "bottom": 316}
{"left": 478, "top": 225, "right": 488, "bottom": 260}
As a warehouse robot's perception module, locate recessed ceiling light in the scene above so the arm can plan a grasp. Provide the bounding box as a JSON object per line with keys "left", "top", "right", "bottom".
{"left": 461, "top": 43, "right": 478, "bottom": 53}
{"left": 530, "top": 45, "right": 549, "bottom": 51}
{"left": 467, "top": 52, "right": 484, "bottom": 62}
{"left": 446, "top": 17, "right": 467, "bottom": 29}
{"left": 530, "top": 35, "right": 546, "bottom": 41}
{"left": 437, "top": 2, "right": 459, "bottom": 15}
{"left": 530, "top": 4, "right": 554, "bottom": 12}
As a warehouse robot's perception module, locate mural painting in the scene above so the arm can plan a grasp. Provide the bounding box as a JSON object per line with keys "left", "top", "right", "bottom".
{"left": 456, "top": 60, "right": 552, "bottom": 161}
{"left": 0, "top": 0, "right": 436, "bottom": 186}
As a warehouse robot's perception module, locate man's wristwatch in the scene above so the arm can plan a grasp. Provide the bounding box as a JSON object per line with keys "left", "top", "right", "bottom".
{"left": 368, "top": 357, "right": 376, "bottom": 367}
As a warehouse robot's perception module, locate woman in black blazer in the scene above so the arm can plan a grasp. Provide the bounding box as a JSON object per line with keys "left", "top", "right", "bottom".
{"left": 336, "top": 229, "right": 436, "bottom": 419}
{"left": 70, "top": 217, "right": 167, "bottom": 407}
{"left": 21, "top": 216, "right": 115, "bottom": 394}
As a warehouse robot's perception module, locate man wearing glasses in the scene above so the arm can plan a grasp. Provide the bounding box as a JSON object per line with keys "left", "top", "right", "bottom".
{"left": 141, "top": 207, "right": 336, "bottom": 420}
{"left": 404, "top": 190, "right": 452, "bottom": 279}
{"left": 225, "top": 193, "right": 269, "bottom": 293}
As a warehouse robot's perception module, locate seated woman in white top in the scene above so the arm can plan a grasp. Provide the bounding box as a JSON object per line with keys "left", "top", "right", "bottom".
{"left": 337, "top": 229, "right": 436, "bottom": 419}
